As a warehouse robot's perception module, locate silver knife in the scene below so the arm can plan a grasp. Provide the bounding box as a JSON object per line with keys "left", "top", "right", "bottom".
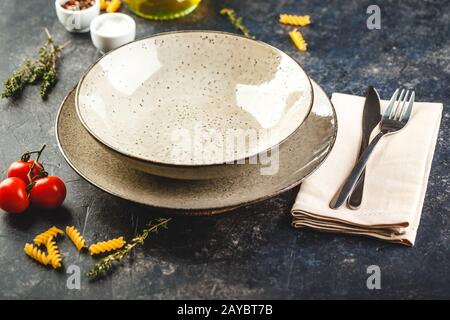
{"left": 347, "top": 86, "right": 381, "bottom": 209}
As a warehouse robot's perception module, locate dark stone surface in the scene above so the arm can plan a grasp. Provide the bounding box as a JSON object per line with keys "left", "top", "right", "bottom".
{"left": 0, "top": 0, "right": 448, "bottom": 299}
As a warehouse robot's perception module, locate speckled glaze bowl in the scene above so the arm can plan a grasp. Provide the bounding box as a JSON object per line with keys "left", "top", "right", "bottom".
{"left": 76, "top": 31, "right": 313, "bottom": 179}
{"left": 58, "top": 81, "right": 336, "bottom": 214}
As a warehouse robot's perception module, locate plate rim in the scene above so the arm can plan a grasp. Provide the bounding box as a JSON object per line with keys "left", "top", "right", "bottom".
{"left": 74, "top": 30, "right": 315, "bottom": 168}
{"left": 57, "top": 82, "right": 337, "bottom": 215}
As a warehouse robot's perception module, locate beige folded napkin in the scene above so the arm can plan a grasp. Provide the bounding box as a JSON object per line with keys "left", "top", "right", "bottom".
{"left": 291, "top": 92, "right": 443, "bottom": 246}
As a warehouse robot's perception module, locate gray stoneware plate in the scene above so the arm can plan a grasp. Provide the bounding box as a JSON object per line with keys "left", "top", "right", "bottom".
{"left": 56, "top": 81, "right": 336, "bottom": 215}
{"left": 75, "top": 31, "right": 314, "bottom": 179}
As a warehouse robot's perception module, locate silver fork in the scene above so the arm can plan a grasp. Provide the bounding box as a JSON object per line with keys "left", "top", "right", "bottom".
{"left": 329, "top": 88, "right": 415, "bottom": 209}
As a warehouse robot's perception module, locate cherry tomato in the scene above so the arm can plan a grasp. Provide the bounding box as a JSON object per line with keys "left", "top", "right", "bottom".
{"left": 0, "top": 177, "right": 30, "bottom": 214}
{"left": 7, "top": 160, "right": 43, "bottom": 184}
{"left": 29, "top": 176, "right": 66, "bottom": 209}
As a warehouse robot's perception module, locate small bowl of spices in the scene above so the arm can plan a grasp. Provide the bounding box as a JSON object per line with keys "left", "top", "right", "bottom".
{"left": 55, "top": 0, "right": 100, "bottom": 33}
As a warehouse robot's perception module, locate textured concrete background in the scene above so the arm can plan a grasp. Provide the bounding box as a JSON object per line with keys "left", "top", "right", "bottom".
{"left": 0, "top": 0, "right": 449, "bottom": 299}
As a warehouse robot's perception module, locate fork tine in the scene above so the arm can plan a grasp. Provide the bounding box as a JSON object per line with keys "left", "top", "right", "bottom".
{"left": 390, "top": 89, "right": 406, "bottom": 120}
{"left": 394, "top": 90, "right": 410, "bottom": 120}
{"left": 400, "top": 91, "right": 415, "bottom": 122}
{"left": 383, "top": 88, "right": 399, "bottom": 118}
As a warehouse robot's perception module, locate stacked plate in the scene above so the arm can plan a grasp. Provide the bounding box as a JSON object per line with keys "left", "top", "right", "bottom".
{"left": 56, "top": 31, "right": 337, "bottom": 215}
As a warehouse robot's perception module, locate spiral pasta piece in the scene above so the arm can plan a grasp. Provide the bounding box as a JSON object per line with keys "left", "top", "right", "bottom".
{"left": 33, "top": 226, "right": 64, "bottom": 246}
{"left": 24, "top": 243, "right": 50, "bottom": 266}
{"left": 99, "top": 0, "right": 108, "bottom": 10}
{"left": 46, "top": 238, "right": 62, "bottom": 269}
{"left": 66, "top": 226, "right": 87, "bottom": 251}
{"left": 289, "top": 29, "right": 308, "bottom": 52}
{"left": 106, "top": 0, "right": 122, "bottom": 13}
{"left": 89, "top": 237, "right": 126, "bottom": 255}
{"left": 279, "top": 14, "right": 311, "bottom": 26}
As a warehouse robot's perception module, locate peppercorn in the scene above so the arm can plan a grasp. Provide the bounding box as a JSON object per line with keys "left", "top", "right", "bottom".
{"left": 62, "top": 0, "right": 95, "bottom": 11}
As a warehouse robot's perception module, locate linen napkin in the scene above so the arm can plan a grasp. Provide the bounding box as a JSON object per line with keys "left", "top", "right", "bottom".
{"left": 291, "top": 92, "right": 443, "bottom": 246}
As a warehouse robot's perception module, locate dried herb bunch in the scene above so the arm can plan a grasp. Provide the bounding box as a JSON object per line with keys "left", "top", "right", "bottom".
{"left": 86, "top": 218, "right": 172, "bottom": 279}
{"left": 1, "top": 28, "right": 67, "bottom": 100}
{"left": 220, "top": 8, "right": 255, "bottom": 39}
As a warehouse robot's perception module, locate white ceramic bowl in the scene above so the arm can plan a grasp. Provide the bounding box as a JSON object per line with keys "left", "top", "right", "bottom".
{"left": 55, "top": 0, "right": 100, "bottom": 33}
{"left": 90, "top": 13, "right": 136, "bottom": 53}
{"left": 76, "top": 31, "right": 313, "bottom": 179}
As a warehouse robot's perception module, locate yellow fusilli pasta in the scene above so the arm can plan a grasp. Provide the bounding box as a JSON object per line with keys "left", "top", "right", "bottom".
{"left": 279, "top": 14, "right": 311, "bottom": 26}
{"left": 99, "top": 0, "right": 108, "bottom": 10}
{"left": 24, "top": 243, "right": 50, "bottom": 266}
{"left": 46, "top": 238, "right": 62, "bottom": 269}
{"left": 289, "top": 29, "right": 308, "bottom": 52}
{"left": 89, "top": 237, "right": 126, "bottom": 255}
{"left": 106, "top": 0, "right": 122, "bottom": 13}
{"left": 66, "top": 226, "right": 87, "bottom": 251}
{"left": 33, "top": 226, "right": 64, "bottom": 246}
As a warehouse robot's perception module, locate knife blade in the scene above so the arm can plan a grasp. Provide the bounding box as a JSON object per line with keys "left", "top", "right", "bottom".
{"left": 347, "top": 86, "right": 381, "bottom": 209}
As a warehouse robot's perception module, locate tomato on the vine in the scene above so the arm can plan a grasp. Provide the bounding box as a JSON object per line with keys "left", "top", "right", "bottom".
{"left": 29, "top": 176, "right": 66, "bottom": 209}
{"left": 7, "top": 160, "right": 43, "bottom": 184}
{"left": 0, "top": 177, "right": 30, "bottom": 214}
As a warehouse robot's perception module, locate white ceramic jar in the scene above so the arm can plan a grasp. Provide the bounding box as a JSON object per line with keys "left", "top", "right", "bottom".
{"left": 55, "top": 0, "right": 100, "bottom": 33}
{"left": 90, "top": 13, "right": 136, "bottom": 53}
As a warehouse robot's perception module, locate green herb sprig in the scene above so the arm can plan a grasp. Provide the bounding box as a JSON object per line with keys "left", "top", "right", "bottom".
{"left": 86, "top": 218, "right": 172, "bottom": 279}
{"left": 1, "top": 28, "right": 68, "bottom": 100}
{"left": 220, "top": 8, "right": 255, "bottom": 39}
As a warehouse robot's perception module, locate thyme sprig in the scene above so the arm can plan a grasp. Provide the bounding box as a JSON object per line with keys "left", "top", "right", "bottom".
{"left": 1, "top": 28, "right": 68, "bottom": 100}
{"left": 86, "top": 218, "right": 172, "bottom": 279}
{"left": 220, "top": 8, "right": 255, "bottom": 39}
